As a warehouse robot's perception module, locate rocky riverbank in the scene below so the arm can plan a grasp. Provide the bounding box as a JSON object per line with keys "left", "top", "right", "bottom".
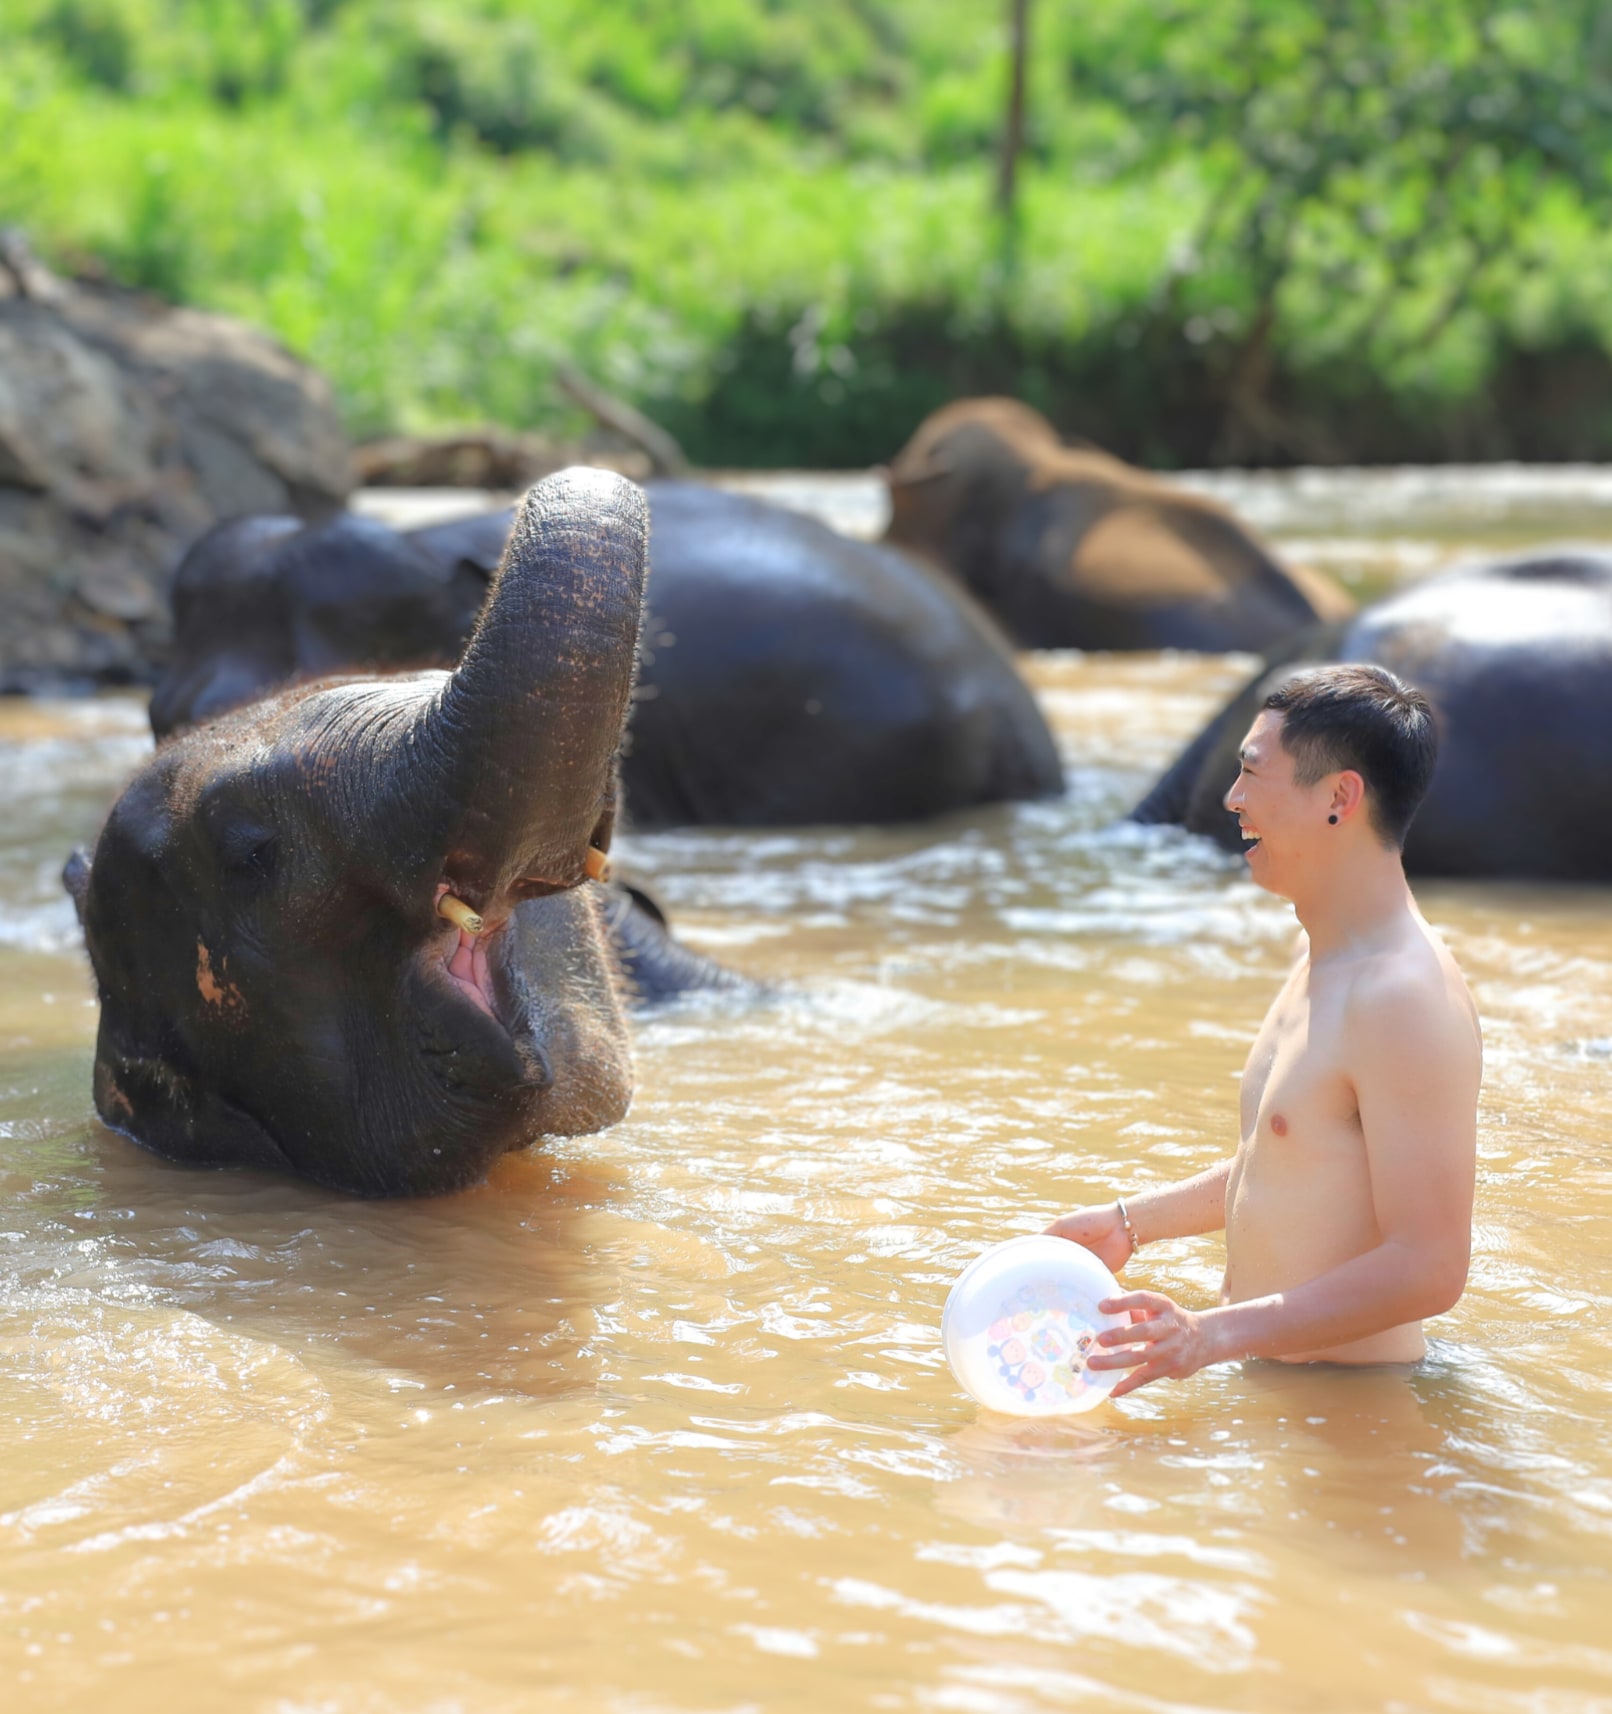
{"left": 0, "top": 232, "right": 355, "bottom": 691}
{"left": 0, "top": 236, "right": 687, "bottom": 693}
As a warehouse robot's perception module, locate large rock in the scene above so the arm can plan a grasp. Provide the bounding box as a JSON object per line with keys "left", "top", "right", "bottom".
{"left": 0, "top": 231, "right": 353, "bottom": 691}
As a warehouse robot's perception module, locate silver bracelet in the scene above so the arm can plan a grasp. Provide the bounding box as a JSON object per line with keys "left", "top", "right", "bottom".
{"left": 1115, "top": 1197, "right": 1141, "bottom": 1257}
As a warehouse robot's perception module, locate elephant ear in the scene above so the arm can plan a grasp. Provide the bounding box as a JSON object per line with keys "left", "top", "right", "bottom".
{"left": 62, "top": 846, "right": 91, "bottom": 929}
{"left": 92, "top": 1042, "right": 293, "bottom": 1176}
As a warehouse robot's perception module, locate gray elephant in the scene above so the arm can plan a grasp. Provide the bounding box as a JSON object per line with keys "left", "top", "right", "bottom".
{"left": 149, "top": 483, "right": 1065, "bottom": 827}
{"left": 66, "top": 470, "right": 701, "bottom": 1196}
{"left": 883, "top": 397, "right": 1354, "bottom": 651}
{"left": 1132, "top": 552, "right": 1612, "bottom": 881}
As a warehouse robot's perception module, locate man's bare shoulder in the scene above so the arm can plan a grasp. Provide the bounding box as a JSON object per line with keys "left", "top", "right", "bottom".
{"left": 1339, "top": 918, "right": 1482, "bottom": 1073}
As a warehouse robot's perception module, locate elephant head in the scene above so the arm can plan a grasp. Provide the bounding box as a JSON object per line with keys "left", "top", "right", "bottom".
{"left": 70, "top": 469, "right": 649, "bottom": 1196}
{"left": 882, "top": 396, "right": 1064, "bottom": 591}
{"left": 882, "top": 398, "right": 1356, "bottom": 652}
{"left": 149, "top": 511, "right": 489, "bottom": 739}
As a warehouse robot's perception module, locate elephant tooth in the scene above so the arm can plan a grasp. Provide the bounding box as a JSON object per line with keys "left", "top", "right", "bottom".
{"left": 437, "top": 894, "right": 484, "bottom": 936}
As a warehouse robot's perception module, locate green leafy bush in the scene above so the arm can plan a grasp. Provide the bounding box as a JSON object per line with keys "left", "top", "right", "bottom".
{"left": 4, "top": 0, "right": 1611, "bottom": 464}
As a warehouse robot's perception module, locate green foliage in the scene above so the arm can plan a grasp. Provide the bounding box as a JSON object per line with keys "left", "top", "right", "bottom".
{"left": 38, "top": 1, "right": 135, "bottom": 92}
{"left": 30, "top": 0, "right": 305, "bottom": 104}
{"left": 4, "top": 0, "right": 1612, "bottom": 463}
{"left": 1068, "top": 0, "right": 1612, "bottom": 458}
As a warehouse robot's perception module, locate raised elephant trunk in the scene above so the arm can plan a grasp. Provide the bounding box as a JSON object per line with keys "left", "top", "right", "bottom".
{"left": 414, "top": 467, "right": 648, "bottom": 913}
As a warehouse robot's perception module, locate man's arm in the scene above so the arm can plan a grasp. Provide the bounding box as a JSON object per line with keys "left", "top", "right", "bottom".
{"left": 1090, "top": 975, "right": 1480, "bottom": 1394}
{"left": 1045, "top": 1159, "right": 1233, "bottom": 1272}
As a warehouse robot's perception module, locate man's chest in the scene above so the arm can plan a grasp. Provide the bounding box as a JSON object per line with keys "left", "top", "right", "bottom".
{"left": 1238, "top": 980, "right": 1358, "bottom": 1147}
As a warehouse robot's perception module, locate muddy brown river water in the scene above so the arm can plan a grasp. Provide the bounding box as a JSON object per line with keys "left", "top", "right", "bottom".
{"left": 3, "top": 472, "right": 1611, "bottom": 1712}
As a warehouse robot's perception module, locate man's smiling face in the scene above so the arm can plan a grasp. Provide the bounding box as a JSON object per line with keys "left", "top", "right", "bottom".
{"left": 1222, "top": 709, "right": 1332, "bottom": 896}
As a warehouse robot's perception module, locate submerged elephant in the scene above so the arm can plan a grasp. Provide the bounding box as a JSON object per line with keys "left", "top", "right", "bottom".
{"left": 67, "top": 469, "right": 702, "bottom": 1197}
{"left": 150, "top": 482, "right": 1064, "bottom": 826}
{"left": 1131, "top": 552, "right": 1612, "bottom": 881}
{"left": 882, "top": 397, "right": 1353, "bottom": 652}
{"left": 149, "top": 510, "right": 488, "bottom": 734}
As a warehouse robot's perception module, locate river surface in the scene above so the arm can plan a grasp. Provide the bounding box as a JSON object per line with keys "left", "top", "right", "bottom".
{"left": 4, "top": 472, "right": 1612, "bottom": 1712}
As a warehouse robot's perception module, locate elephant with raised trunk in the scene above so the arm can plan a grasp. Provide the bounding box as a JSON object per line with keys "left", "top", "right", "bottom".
{"left": 150, "top": 483, "right": 1065, "bottom": 828}
{"left": 882, "top": 397, "right": 1353, "bottom": 652}
{"left": 68, "top": 470, "right": 660, "bottom": 1197}
{"left": 1131, "top": 552, "right": 1612, "bottom": 882}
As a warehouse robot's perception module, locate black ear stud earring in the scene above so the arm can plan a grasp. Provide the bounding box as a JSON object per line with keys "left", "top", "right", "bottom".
{"left": 1328, "top": 814, "right": 1339, "bottom": 825}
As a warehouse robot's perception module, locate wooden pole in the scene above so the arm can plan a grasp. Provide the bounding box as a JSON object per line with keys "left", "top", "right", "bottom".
{"left": 996, "top": 0, "right": 1030, "bottom": 222}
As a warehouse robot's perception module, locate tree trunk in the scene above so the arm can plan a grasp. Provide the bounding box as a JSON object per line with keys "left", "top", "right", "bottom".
{"left": 995, "top": 0, "right": 1031, "bottom": 223}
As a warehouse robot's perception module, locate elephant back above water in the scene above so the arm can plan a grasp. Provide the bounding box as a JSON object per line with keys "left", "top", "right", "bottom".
{"left": 1131, "top": 552, "right": 1612, "bottom": 881}
{"left": 151, "top": 481, "right": 1065, "bottom": 828}
{"left": 621, "top": 482, "right": 1061, "bottom": 824}
{"left": 882, "top": 397, "right": 1353, "bottom": 652}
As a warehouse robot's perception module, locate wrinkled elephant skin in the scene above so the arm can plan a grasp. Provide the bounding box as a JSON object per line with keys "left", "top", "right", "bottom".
{"left": 1131, "top": 553, "right": 1612, "bottom": 882}
{"left": 71, "top": 469, "right": 651, "bottom": 1196}
{"left": 882, "top": 397, "right": 1353, "bottom": 652}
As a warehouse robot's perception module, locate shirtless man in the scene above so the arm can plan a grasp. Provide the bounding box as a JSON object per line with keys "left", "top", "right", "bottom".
{"left": 1048, "top": 664, "right": 1482, "bottom": 1396}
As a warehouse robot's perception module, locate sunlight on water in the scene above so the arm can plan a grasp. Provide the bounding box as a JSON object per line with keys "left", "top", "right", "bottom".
{"left": 2, "top": 478, "right": 1611, "bottom": 1712}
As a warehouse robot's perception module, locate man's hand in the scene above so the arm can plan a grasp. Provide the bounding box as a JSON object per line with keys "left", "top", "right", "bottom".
{"left": 1043, "top": 1203, "right": 1133, "bottom": 1273}
{"left": 1086, "top": 1290, "right": 1225, "bottom": 1397}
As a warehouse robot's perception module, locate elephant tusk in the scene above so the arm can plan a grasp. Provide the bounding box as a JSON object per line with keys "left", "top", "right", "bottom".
{"left": 439, "top": 857, "right": 605, "bottom": 930}
{"left": 437, "top": 894, "right": 484, "bottom": 936}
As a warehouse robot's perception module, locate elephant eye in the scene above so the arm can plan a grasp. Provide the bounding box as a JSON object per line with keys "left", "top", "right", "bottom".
{"left": 219, "top": 827, "right": 279, "bottom": 883}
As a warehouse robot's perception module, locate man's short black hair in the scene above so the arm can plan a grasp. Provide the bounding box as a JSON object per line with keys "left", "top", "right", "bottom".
{"left": 1261, "top": 664, "right": 1437, "bottom": 847}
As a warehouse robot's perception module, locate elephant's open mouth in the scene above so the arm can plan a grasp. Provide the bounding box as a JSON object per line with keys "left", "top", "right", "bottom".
{"left": 417, "top": 917, "right": 551, "bottom": 1097}
{"left": 418, "top": 890, "right": 634, "bottom": 1134}
{"left": 444, "top": 923, "right": 503, "bottom": 1022}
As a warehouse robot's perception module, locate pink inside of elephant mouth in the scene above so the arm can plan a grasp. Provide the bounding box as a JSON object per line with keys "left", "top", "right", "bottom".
{"left": 445, "top": 925, "right": 502, "bottom": 1021}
